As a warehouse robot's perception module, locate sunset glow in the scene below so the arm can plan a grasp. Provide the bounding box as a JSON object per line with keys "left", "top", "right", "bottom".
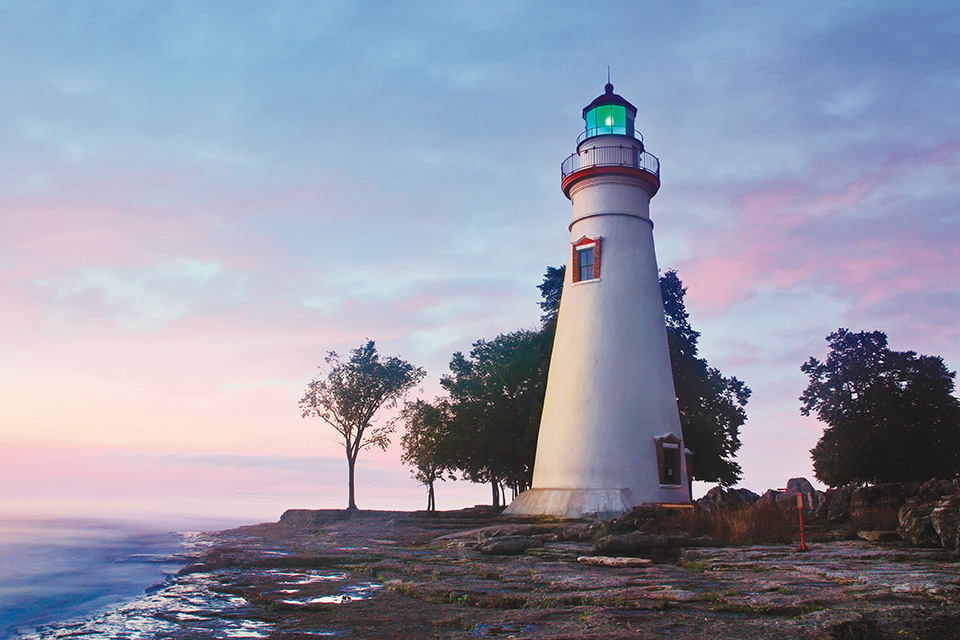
{"left": 2, "top": 1, "right": 959, "bottom": 524}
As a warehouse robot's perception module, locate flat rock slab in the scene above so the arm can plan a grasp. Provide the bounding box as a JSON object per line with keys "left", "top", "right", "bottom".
{"left": 577, "top": 555, "right": 654, "bottom": 568}
{"left": 25, "top": 509, "right": 960, "bottom": 640}
{"left": 476, "top": 535, "right": 543, "bottom": 555}
{"left": 857, "top": 530, "right": 901, "bottom": 542}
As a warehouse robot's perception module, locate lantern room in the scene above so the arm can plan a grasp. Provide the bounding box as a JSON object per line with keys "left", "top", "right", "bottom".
{"left": 581, "top": 82, "right": 638, "bottom": 142}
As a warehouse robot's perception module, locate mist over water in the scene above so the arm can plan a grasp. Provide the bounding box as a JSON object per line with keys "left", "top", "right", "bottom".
{"left": 0, "top": 518, "right": 191, "bottom": 640}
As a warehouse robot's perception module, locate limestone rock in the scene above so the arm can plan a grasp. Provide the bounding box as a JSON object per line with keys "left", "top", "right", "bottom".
{"left": 577, "top": 555, "right": 653, "bottom": 568}
{"left": 279, "top": 509, "right": 353, "bottom": 529}
{"left": 595, "top": 533, "right": 669, "bottom": 554}
{"left": 593, "top": 532, "right": 699, "bottom": 556}
{"left": 816, "top": 485, "right": 854, "bottom": 523}
{"left": 897, "top": 480, "right": 959, "bottom": 549}
{"left": 756, "top": 489, "right": 781, "bottom": 509}
{"left": 775, "top": 477, "right": 820, "bottom": 517}
{"left": 850, "top": 483, "right": 913, "bottom": 516}
{"left": 898, "top": 504, "right": 940, "bottom": 547}
{"left": 696, "top": 487, "right": 760, "bottom": 514}
{"left": 476, "top": 536, "right": 542, "bottom": 556}
{"left": 915, "top": 478, "right": 955, "bottom": 502}
{"left": 930, "top": 495, "right": 959, "bottom": 550}
{"left": 856, "top": 530, "right": 901, "bottom": 542}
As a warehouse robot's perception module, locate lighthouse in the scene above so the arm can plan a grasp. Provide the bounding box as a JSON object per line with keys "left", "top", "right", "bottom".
{"left": 505, "top": 83, "right": 691, "bottom": 518}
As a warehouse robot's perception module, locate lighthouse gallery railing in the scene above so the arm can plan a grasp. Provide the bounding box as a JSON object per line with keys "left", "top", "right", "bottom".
{"left": 561, "top": 146, "right": 660, "bottom": 180}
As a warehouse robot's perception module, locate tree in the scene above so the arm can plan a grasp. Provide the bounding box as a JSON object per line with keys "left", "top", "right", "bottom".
{"left": 400, "top": 398, "right": 454, "bottom": 511}
{"left": 300, "top": 340, "right": 425, "bottom": 510}
{"left": 537, "top": 265, "right": 565, "bottom": 326}
{"left": 537, "top": 266, "right": 750, "bottom": 486}
{"left": 441, "top": 330, "right": 549, "bottom": 506}
{"left": 801, "top": 329, "right": 960, "bottom": 487}
{"left": 659, "top": 270, "right": 750, "bottom": 486}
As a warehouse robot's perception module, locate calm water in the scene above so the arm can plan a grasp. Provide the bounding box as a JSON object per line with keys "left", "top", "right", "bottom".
{"left": 0, "top": 518, "right": 192, "bottom": 640}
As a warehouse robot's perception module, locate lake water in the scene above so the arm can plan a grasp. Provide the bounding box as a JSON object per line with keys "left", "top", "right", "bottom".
{"left": 0, "top": 518, "right": 193, "bottom": 640}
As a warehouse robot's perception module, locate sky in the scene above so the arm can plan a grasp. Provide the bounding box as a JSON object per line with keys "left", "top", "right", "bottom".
{"left": 2, "top": 0, "right": 959, "bottom": 527}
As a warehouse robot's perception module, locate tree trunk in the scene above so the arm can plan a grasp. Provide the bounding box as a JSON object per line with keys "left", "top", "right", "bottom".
{"left": 346, "top": 454, "right": 358, "bottom": 510}
{"left": 491, "top": 478, "right": 501, "bottom": 507}
{"left": 427, "top": 481, "right": 435, "bottom": 512}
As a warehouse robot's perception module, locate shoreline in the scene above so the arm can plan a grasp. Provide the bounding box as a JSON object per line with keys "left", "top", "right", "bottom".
{"left": 0, "top": 518, "right": 199, "bottom": 640}
{"left": 12, "top": 508, "right": 960, "bottom": 639}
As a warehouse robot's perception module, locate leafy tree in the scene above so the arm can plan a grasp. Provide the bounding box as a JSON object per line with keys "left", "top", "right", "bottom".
{"left": 537, "top": 265, "right": 565, "bottom": 326}
{"left": 660, "top": 270, "right": 750, "bottom": 485}
{"left": 801, "top": 329, "right": 960, "bottom": 487}
{"left": 441, "top": 330, "right": 549, "bottom": 506}
{"left": 300, "top": 340, "right": 425, "bottom": 510}
{"left": 537, "top": 266, "right": 749, "bottom": 486}
{"left": 400, "top": 398, "right": 454, "bottom": 511}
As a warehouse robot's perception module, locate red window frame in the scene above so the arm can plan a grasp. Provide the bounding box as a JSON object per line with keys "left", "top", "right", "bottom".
{"left": 571, "top": 236, "right": 602, "bottom": 283}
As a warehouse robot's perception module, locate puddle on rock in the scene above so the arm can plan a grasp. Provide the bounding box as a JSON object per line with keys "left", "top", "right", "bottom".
{"left": 278, "top": 582, "right": 382, "bottom": 606}
{"left": 470, "top": 622, "right": 538, "bottom": 637}
{"left": 271, "top": 570, "right": 348, "bottom": 585}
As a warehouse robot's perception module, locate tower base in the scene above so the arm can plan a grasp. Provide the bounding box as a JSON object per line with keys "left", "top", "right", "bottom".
{"left": 503, "top": 488, "right": 631, "bottom": 519}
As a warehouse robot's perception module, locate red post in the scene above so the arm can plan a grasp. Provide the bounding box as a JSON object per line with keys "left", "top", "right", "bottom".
{"left": 797, "top": 493, "right": 808, "bottom": 552}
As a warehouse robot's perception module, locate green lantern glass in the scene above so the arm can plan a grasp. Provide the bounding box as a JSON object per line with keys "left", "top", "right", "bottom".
{"left": 585, "top": 104, "right": 628, "bottom": 137}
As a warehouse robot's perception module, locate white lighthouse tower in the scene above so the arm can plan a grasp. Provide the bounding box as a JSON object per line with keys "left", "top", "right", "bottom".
{"left": 505, "top": 83, "right": 691, "bottom": 518}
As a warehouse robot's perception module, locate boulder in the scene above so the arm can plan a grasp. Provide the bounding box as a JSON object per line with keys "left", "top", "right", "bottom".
{"left": 775, "top": 478, "right": 820, "bottom": 517}
{"left": 914, "top": 478, "right": 955, "bottom": 502}
{"left": 476, "top": 536, "right": 542, "bottom": 555}
{"left": 594, "top": 532, "right": 698, "bottom": 555}
{"left": 756, "top": 489, "right": 781, "bottom": 510}
{"left": 898, "top": 503, "right": 940, "bottom": 547}
{"left": 929, "top": 494, "right": 959, "bottom": 550}
{"left": 696, "top": 486, "right": 759, "bottom": 514}
{"left": 850, "top": 483, "right": 913, "bottom": 516}
{"left": 896, "top": 480, "right": 959, "bottom": 549}
{"left": 816, "top": 485, "right": 854, "bottom": 523}
{"left": 595, "top": 533, "right": 669, "bottom": 554}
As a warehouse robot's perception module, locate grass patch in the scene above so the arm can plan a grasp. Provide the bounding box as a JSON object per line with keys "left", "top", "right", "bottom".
{"left": 685, "top": 505, "right": 796, "bottom": 545}
{"left": 386, "top": 581, "right": 527, "bottom": 610}
{"left": 679, "top": 558, "right": 708, "bottom": 573}
{"left": 828, "top": 619, "right": 883, "bottom": 640}
{"left": 711, "top": 602, "right": 822, "bottom": 617}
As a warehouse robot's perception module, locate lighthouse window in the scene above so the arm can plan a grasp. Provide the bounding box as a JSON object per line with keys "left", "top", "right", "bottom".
{"left": 585, "top": 104, "right": 628, "bottom": 137}
{"left": 654, "top": 434, "right": 683, "bottom": 487}
{"left": 661, "top": 445, "right": 680, "bottom": 485}
{"left": 577, "top": 247, "right": 594, "bottom": 281}
{"left": 571, "top": 237, "right": 601, "bottom": 283}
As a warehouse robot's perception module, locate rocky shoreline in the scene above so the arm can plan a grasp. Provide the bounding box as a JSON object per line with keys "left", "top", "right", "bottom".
{"left": 16, "top": 492, "right": 960, "bottom": 639}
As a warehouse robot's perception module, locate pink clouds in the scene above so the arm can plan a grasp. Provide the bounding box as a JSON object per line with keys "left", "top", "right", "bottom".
{"left": 676, "top": 145, "right": 960, "bottom": 330}
{"left": 1, "top": 199, "right": 211, "bottom": 272}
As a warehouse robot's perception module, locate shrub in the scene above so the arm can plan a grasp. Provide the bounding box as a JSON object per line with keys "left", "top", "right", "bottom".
{"left": 686, "top": 506, "right": 795, "bottom": 545}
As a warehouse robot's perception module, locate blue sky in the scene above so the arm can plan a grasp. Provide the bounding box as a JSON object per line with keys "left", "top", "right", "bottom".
{"left": 2, "top": 1, "right": 959, "bottom": 524}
